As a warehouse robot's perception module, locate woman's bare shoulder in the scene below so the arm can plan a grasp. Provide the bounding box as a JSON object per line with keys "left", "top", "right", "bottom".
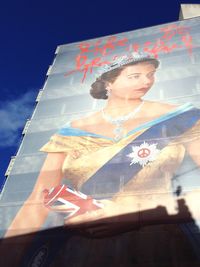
{"left": 70, "top": 111, "right": 102, "bottom": 130}
{"left": 144, "top": 101, "right": 179, "bottom": 116}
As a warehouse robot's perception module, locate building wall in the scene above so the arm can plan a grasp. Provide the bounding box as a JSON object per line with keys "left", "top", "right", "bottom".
{"left": 179, "top": 4, "right": 200, "bottom": 20}
{"left": 1, "top": 16, "right": 200, "bottom": 267}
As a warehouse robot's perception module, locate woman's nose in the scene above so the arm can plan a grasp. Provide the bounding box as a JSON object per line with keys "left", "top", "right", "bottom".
{"left": 142, "top": 76, "right": 152, "bottom": 85}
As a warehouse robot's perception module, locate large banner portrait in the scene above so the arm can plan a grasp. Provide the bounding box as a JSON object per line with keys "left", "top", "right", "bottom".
{"left": 1, "top": 17, "right": 200, "bottom": 267}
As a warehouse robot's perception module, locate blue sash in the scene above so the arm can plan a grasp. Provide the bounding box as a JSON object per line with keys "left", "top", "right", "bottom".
{"left": 21, "top": 106, "right": 200, "bottom": 266}
{"left": 81, "top": 108, "right": 200, "bottom": 198}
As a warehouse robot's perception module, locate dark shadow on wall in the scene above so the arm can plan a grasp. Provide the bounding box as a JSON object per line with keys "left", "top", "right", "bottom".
{"left": 0, "top": 198, "right": 200, "bottom": 267}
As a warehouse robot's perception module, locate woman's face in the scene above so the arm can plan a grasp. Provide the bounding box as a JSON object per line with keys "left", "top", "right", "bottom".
{"left": 107, "top": 62, "right": 156, "bottom": 100}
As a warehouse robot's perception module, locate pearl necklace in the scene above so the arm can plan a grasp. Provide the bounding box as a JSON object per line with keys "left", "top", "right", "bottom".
{"left": 102, "top": 101, "right": 144, "bottom": 141}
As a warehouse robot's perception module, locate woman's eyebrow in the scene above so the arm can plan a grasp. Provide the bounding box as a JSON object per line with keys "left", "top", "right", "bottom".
{"left": 127, "top": 70, "right": 156, "bottom": 77}
{"left": 148, "top": 71, "right": 156, "bottom": 75}
{"left": 127, "top": 73, "right": 141, "bottom": 76}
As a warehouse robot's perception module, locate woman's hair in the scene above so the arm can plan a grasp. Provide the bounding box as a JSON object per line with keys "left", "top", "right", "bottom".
{"left": 90, "top": 58, "right": 159, "bottom": 99}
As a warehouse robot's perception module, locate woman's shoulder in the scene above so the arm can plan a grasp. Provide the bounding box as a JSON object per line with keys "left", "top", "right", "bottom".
{"left": 70, "top": 111, "right": 102, "bottom": 131}
{"left": 144, "top": 100, "right": 179, "bottom": 116}
{"left": 145, "top": 100, "right": 178, "bottom": 110}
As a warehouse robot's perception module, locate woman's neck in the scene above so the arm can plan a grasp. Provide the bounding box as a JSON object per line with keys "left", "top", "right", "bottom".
{"left": 104, "top": 97, "right": 143, "bottom": 117}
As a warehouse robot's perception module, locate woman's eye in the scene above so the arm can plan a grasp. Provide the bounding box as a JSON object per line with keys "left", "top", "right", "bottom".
{"left": 148, "top": 73, "right": 155, "bottom": 78}
{"left": 128, "top": 75, "right": 140, "bottom": 79}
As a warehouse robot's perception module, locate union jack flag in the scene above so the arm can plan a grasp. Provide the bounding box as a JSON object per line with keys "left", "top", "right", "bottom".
{"left": 43, "top": 185, "right": 103, "bottom": 219}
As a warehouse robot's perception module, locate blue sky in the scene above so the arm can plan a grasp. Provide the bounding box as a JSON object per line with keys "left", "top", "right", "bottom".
{"left": 0, "top": 0, "right": 200, "bottom": 189}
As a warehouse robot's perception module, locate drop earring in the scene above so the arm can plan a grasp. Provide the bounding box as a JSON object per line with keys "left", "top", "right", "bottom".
{"left": 106, "top": 88, "right": 111, "bottom": 97}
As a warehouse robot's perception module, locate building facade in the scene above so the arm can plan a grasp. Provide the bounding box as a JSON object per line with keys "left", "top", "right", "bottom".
{"left": 1, "top": 15, "right": 200, "bottom": 267}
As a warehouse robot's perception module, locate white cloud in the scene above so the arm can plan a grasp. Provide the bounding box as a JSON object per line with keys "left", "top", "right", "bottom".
{"left": 0, "top": 91, "right": 36, "bottom": 147}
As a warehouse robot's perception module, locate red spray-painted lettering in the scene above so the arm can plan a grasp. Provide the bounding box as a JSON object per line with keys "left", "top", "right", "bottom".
{"left": 64, "top": 24, "right": 193, "bottom": 82}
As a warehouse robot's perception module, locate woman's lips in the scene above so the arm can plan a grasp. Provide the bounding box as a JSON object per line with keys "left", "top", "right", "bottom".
{"left": 135, "top": 87, "right": 150, "bottom": 92}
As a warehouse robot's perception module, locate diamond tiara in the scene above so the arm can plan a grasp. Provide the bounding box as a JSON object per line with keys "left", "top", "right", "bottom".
{"left": 97, "top": 52, "right": 159, "bottom": 77}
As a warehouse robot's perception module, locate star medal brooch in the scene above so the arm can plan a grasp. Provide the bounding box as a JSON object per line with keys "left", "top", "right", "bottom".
{"left": 127, "top": 141, "right": 160, "bottom": 167}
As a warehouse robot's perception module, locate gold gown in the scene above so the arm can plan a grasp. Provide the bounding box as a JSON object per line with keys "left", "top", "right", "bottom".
{"left": 39, "top": 106, "right": 200, "bottom": 267}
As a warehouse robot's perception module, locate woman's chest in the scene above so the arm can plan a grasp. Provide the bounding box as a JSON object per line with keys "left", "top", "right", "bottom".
{"left": 83, "top": 120, "right": 152, "bottom": 142}
{"left": 61, "top": 135, "right": 138, "bottom": 189}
